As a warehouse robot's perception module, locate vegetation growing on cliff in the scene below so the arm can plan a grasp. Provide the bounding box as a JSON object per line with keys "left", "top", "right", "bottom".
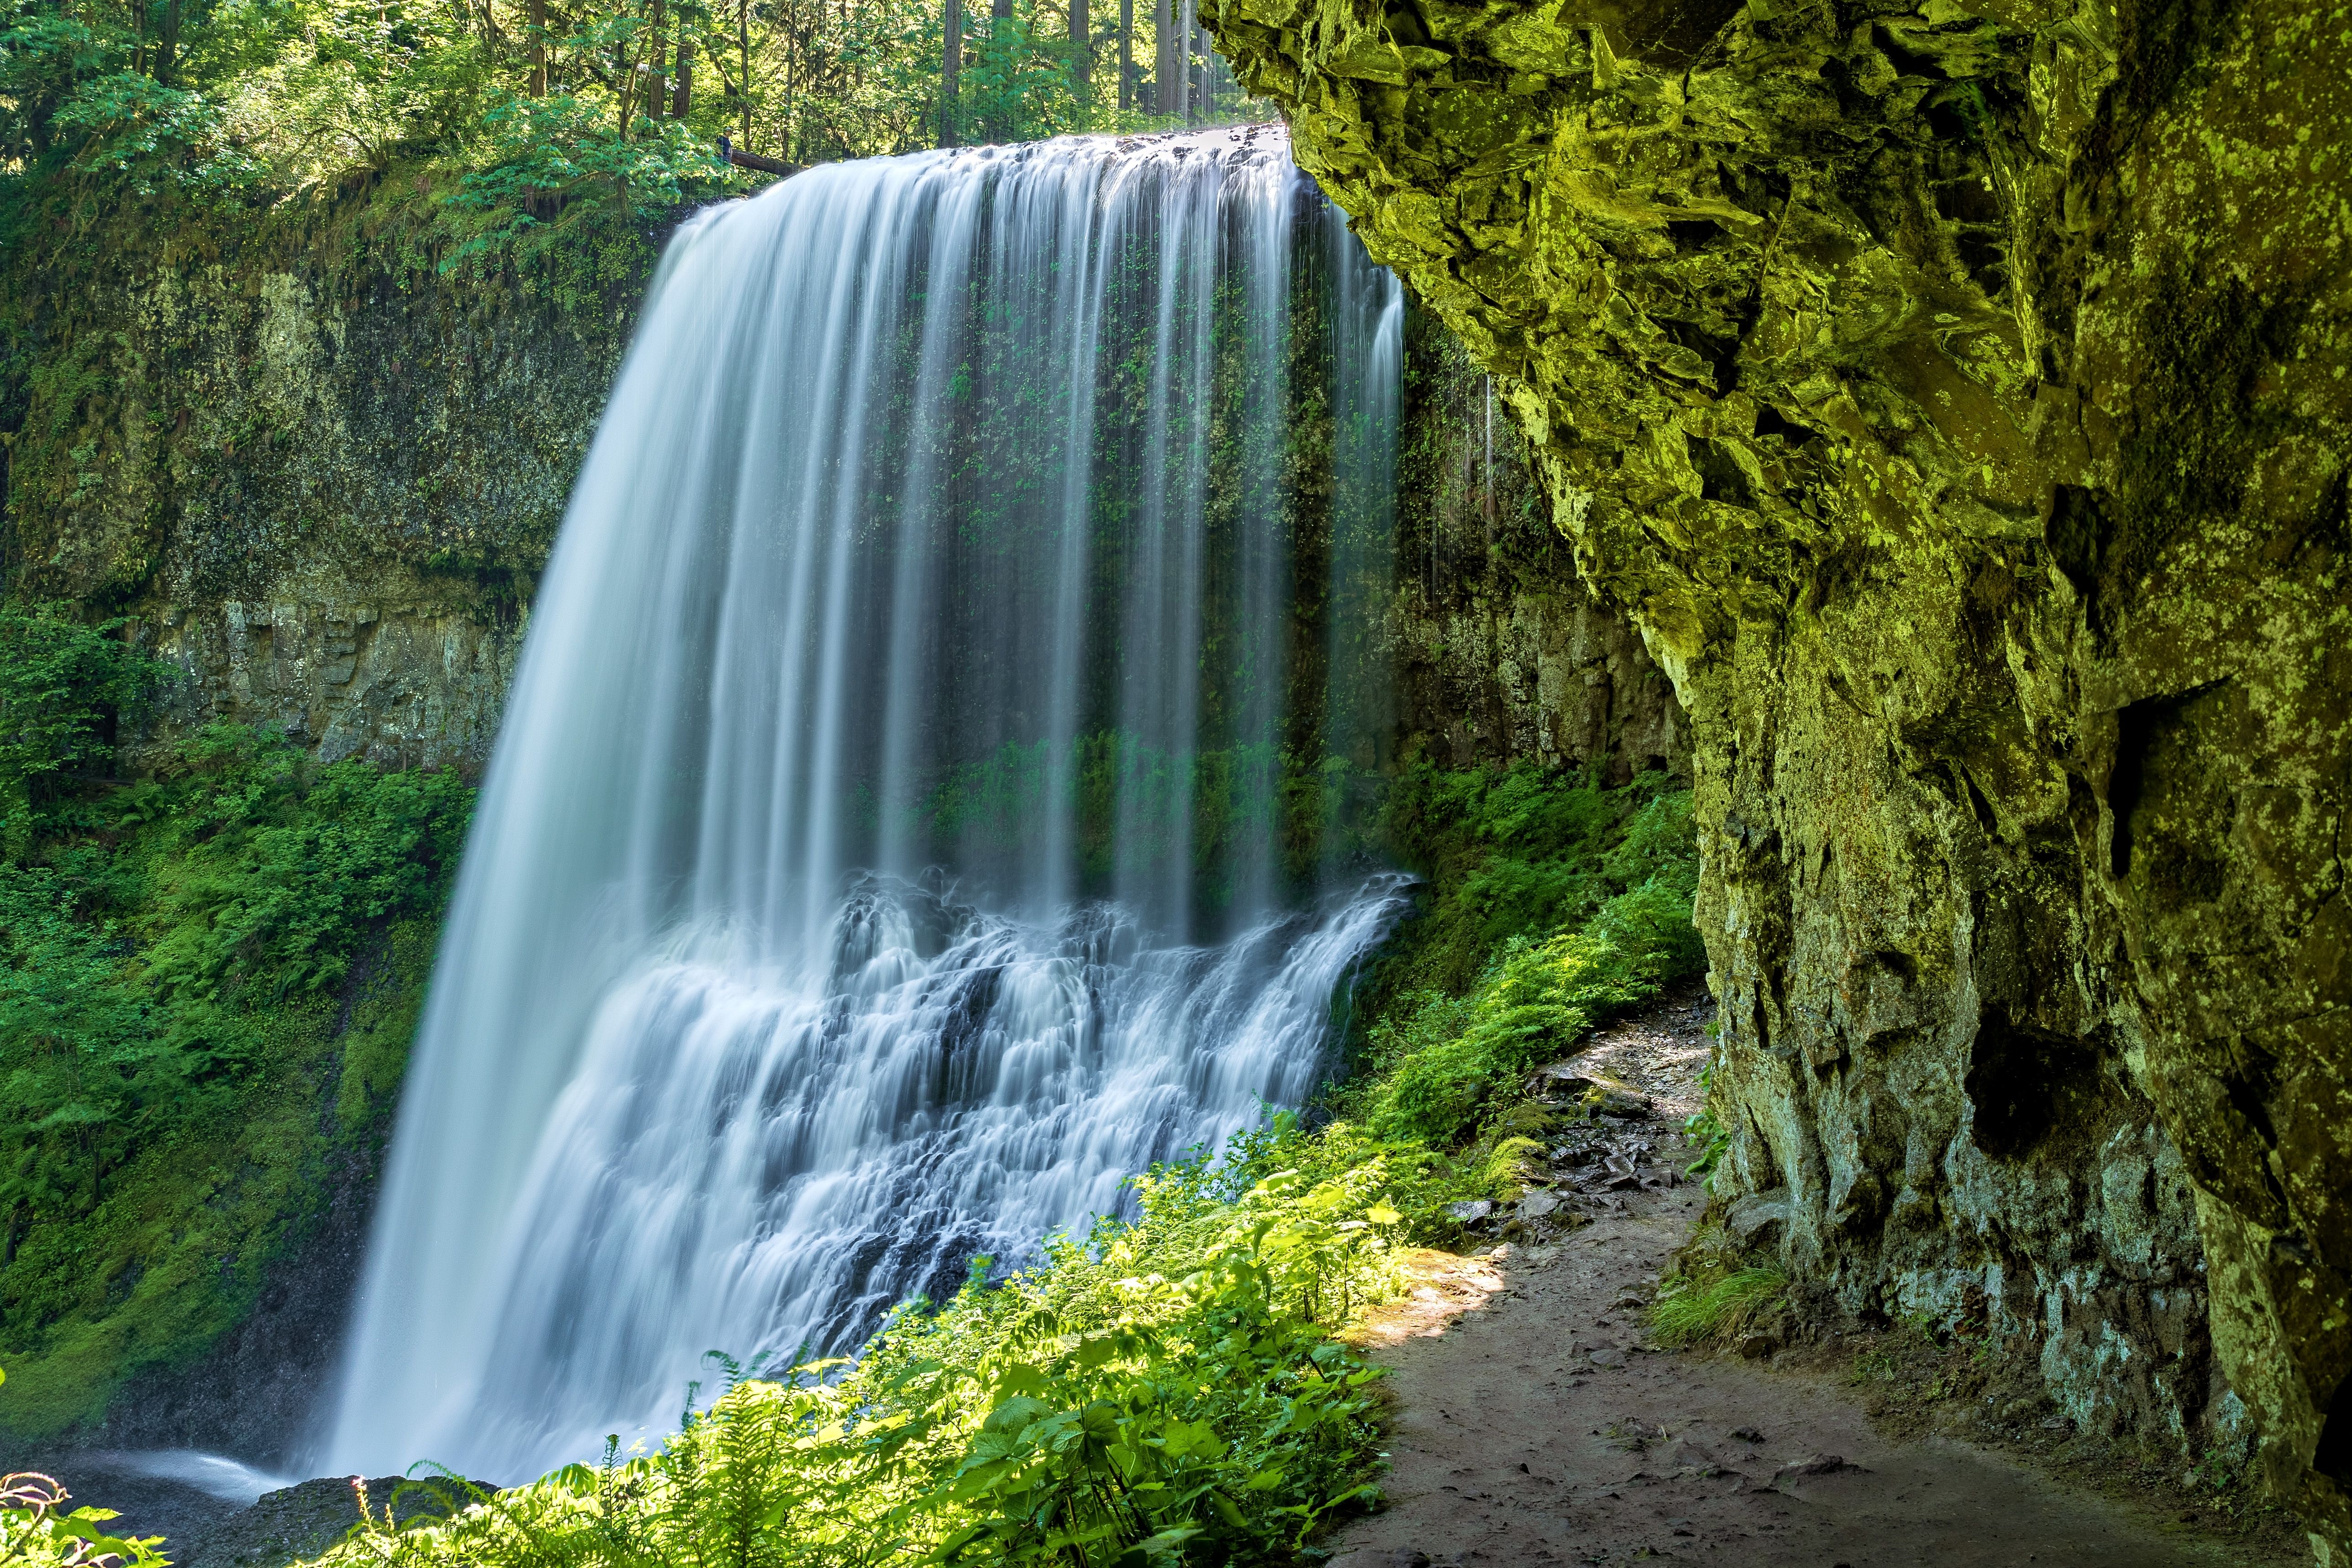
{"left": 0, "top": 608, "right": 471, "bottom": 1435}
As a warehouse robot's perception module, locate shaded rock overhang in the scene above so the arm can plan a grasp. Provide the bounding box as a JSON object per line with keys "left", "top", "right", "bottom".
{"left": 1201, "top": 0, "right": 2352, "bottom": 1547}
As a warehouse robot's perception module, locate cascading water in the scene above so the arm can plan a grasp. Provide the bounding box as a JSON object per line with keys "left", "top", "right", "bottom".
{"left": 322, "top": 127, "right": 1406, "bottom": 1484}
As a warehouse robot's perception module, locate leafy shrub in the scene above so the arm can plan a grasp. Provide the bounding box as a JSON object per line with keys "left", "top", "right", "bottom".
{"left": 1371, "top": 764, "right": 1692, "bottom": 998}
{"left": 0, "top": 721, "right": 472, "bottom": 1222}
{"left": 0, "top": 1465, "right": 167, "bottom": 1568}
{"left": 436, "top": 93, "right": 731, "bottom": 269}
{"left": 1365, "top": 931, "right": 1656, "bottom": 1145}
{"left": 50, "top": 72, "right": 268, "bottom": 196}
{"left": 0, "top": 617, "right": 472, "bottom": 1432}
{"left": 0, "top": 608, "right": 164, "bottom": 851}
{"left": 1332, "top": 768, "right": 1704, "bottom": 1151}
{"left": 314, "top": 1147, "right": 1400, "bottom": 1568}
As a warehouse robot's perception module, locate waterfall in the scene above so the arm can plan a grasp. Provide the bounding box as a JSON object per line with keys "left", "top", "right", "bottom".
{"left": 321, "top": 128, "right": 1406, "bottom": 1484}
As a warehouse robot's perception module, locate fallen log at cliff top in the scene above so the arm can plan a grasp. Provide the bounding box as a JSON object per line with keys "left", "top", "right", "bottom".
{"left": 717, "top": 138, "right": 798, "bottom": 178}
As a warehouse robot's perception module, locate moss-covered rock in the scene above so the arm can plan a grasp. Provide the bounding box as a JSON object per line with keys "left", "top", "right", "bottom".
{"left": 1203, "top": 0, "right": 2350, "bottom": 1546}
{"left": 1393, "top": 309, "right": 1686, "bottom": 775}
{"left": 2, "top": 183, "right": 654, "bottom": 768}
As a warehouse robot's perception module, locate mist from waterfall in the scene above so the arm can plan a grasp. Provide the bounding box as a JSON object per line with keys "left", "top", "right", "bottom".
{"left": 322, "top": 128, "right": 1405, "bottom": 1484}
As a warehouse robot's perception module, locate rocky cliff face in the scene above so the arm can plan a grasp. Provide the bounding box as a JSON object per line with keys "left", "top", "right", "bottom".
{"left": 1393, "top": 309, "right": 1687, "bottom": 778}
{"left": 1202, "top": 0, "right": 2351, "bottom": 1548}
{"left": 9, "top": 198, "right": 1679, "bottom": 785}
{"left": 4, "top": 205, "right": 645, "bottom": 769}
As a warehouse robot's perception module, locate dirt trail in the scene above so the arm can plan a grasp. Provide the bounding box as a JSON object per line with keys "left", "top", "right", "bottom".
{"left": 1328, "top": 998, "right": 2299, "bottom": 1568}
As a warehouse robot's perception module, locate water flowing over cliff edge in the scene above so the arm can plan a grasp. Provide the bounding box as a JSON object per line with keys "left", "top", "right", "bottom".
{"left": 320, "top": 129, "right": 1409, "bottom": 1483}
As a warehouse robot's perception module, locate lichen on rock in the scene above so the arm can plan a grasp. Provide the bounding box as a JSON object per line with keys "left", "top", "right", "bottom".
{"left": 1203, "top": 0, "right": 2350, "bottom": 1544}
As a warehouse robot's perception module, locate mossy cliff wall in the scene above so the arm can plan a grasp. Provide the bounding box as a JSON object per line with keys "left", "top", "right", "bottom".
{"left": 1394, "top": 307, "right": 1687, "bottom": 777}
{"left": 1200, "top": 0, "right": 2351, "bottom": 1547}
{"left": 1, "top": 194, "right": 652, "bottom": 768}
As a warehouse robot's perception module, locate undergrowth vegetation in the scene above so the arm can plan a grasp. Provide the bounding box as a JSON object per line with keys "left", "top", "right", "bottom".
{"left": 4, "top": 600, "right": 1701, "bottom": 1562}
{"left": 266, "top": 763, "right": 1702, "bottom": 1567}
{"left": 1648, "top": 1266, "right": 1787, "bottom": 1350}
{"left": 1340, "top": 765, "right": 1704, "bottom": 1149}
{"left": 322, "top": 1146, "right": 1400, "bottom": 1568}
{"left": 0, "top": 1459, "right": 167, "bottom": 1568}
{"left": 0, "top": 607, "right": 472, "bottom": 1433}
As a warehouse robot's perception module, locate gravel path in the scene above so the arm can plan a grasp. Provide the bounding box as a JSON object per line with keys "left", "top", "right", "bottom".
{"left": 1326, "top": 994, "right": 2298, "bottom": 1568}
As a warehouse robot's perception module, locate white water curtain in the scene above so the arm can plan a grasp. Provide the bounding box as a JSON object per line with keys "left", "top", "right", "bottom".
{"left": 323, "top": 130, "right": 1405, "bottom": 1484}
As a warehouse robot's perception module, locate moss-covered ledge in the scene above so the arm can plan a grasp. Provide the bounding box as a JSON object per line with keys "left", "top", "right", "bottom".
{"left": 1204, "top": 0, "right": 2350, "bottom": 1547}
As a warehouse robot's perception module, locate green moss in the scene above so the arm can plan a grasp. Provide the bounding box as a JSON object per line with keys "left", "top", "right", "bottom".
{"left": 0, "top": 162, "right": 668, "bottom": 614}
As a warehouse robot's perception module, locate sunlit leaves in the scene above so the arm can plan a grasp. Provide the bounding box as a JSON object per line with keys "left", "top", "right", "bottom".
{"left": 313, "top": 1149, "right": 1400, "bottom": 1567}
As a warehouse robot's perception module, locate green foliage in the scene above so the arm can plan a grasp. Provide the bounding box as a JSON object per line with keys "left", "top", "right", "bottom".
{"left": 0, "top": 0, "right": 1263, "bottom": 249}
{"left": 130, "top": 726, "right": 475, "bottom": 1002}
{"left": 0, "top": 607, "right": 163, "bottom": 847}
{"left": 311, "top": 1139, "right": 1397, "bottom": 1568}
{"left": 1647, "top": 1266, "right": 1786, "bottom": 1349}
{"left": 1335, "top": 766, "right": 1704, "bottom": 1148}
{"left": 1360, "top": 931, "right": 1657, "bottom": 1146}
{"left": 48, "top": 70, "right": 268, "bottom": 195}
{"left": 0, "top": 611, "right": 472, "bottom": 1435}
{"left": 1680, "top": 1059, "right": 1730, "bottom": 1185}
{"left": 436, "top": 93, "right": 731, "bottom": 267}
{"left": 0, "top": 1465, "right": 169, "bottom": 1568}
{"left": 1373, "top": 764, "right": 1697, "bottom": 998}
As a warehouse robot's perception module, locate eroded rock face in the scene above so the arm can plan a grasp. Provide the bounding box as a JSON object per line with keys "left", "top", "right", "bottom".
{"left": 1204, "top": 0, "right": 2349, "bottom": 1542}
{"left": 8, "top": 234, "right": 631, "bottom": 769}
{"left": 1392, "top": 312, "right": 1688, "bottom": 776}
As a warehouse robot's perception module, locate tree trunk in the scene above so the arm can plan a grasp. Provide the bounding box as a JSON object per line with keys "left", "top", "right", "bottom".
{"left": 1118, "top": 0, "right": 1131, "bottom": 111}
{"left": 529, "top": 0, "right": 546, "bottom": 94}
{"left": 941, "top": 0, "right": 961, "bottom": 147}
{"left": 1153, "top": 0, "right": 1174, "bottom": 114}
{"left": 157, "top": 0, "right": 181, "bottom": 87}
{"left": 672, "top": 38, "right": 694, "bottom": 117}
{"left": 1070, "top": 0, "right": 1088, "bottom": 99}
{"left": 738, "top": 0, "right": 752, "bottom": 143}
{"left": 1195, "top": 20, "right": 1211, "bottom": 120}
{"left": 1176, "top": 0, "right": 1193, "bottom": 121}
{"left": 649, "top": 0, "right": 668, "bottom": 122}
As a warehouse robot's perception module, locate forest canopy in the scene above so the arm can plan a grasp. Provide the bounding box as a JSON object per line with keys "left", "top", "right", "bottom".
{"left": 0, "top": 0, "right": 1258, "bottom": 248}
